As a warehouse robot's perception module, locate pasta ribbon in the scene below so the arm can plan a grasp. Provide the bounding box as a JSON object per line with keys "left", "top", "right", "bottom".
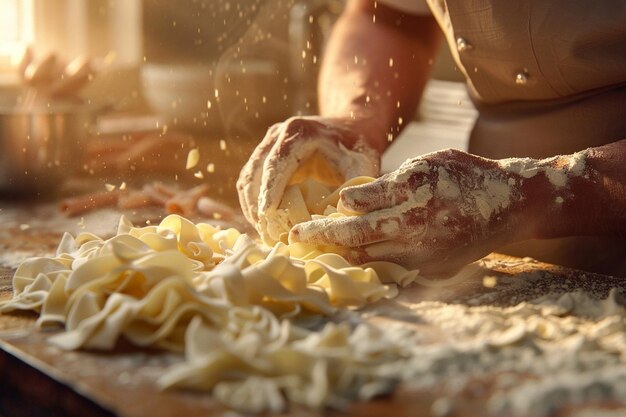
{"left": 0, "top": 177, "right": 420, "bottom": 412}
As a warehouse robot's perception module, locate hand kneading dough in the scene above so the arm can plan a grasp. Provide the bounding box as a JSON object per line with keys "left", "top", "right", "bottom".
{"left": 275, "top": 175, "right": 376, "bottom": 244}
{"left": 0, "top": 177, "right": 420, "bottom": 413}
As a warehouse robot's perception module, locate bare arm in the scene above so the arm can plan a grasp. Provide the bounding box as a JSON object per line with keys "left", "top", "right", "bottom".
{"left": 534, "top": 139, "right": 626, "bottom": 239}
{"left": 318, "top": 0, "right": 442, "bottom": 153}
{"left": 238, "top": 0, "right": 442, "bottom": 237}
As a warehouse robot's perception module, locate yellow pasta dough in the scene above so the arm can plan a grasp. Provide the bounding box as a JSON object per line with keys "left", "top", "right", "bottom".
{"left": 0, "top": 177, "right": 420, "bottom": 412}
{"left": 274, "top": 175, "right": 376, "bottom": 244}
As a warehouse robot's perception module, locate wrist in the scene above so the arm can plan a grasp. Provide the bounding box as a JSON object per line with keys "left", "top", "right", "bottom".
{"left": 322, "top": 114, "right": 389, "bottom": 154}
{"left": 505, "top": 150, "right": 603, "bottom": 239}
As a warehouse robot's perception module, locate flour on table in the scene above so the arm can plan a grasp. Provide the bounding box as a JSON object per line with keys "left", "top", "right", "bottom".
{"left": 372, "top": 288, "right": 626, "bottom": 417}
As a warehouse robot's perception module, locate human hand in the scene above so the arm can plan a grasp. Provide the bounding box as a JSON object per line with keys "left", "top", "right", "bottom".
{"left": 289, "top": 149, "right": 556, "bottom": 276}
{"left": 237, "top": 116, "right": 380, "bottom": 243}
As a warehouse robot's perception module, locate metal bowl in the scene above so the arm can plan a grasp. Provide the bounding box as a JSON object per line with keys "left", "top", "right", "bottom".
{"left": 0, "top": 101, "right": 101, "bottom": 194}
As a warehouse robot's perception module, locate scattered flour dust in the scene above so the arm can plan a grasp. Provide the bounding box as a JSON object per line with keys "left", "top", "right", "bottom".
{"left": 368, "top": 284, "right": 626, "bottom": 417}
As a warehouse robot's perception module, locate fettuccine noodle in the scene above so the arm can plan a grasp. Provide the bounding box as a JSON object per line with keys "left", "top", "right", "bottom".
{"left": 0, "top": 177, "right": 420, "bottom": 413}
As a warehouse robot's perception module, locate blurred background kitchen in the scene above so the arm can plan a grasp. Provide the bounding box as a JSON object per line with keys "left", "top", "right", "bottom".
{"left": 0, "top": 0, "right": 476, "bottom": 204}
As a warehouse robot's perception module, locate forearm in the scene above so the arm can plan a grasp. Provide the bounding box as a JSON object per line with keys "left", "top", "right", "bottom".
{"left": 318, "top": 0, "right": 441, "bottom": 153}
{"left": 521, "top": 139, "right": 626, "bottom": 238}
{"left": 570, "top": 139, "right": 626, "bottom": 235}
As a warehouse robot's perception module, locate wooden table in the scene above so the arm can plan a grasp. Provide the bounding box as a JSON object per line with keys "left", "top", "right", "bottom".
{"left": 1, "top": 201, "right": 624, "bottom": 417}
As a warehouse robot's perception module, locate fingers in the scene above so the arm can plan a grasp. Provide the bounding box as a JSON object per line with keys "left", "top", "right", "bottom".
{"left": 291, "top": 217, "right": 454, "bottom": 273}
{"left": 347, "top": 242, "right": 474, "bottom": 277}
{"left": 237, "top": 123, "right": 281, "bottom": 224}
{"left": 258, "top": 117, "right": 375, "bottom": 216}
{"left": 239, "top": 116, "right": 381, "bottom": 243}
{"left": 339, "top": 174, "right": 406, "bottom": 213}
{"left": 258, "top": 138, "right": 330, "bottom": 242}
{"left": 289, "top": 208, "right": 422, "bottom": 247}
{"left": 291, "top": 221, "right": 429, "bottom": 270}
{"left": 340, "top": 169, "right": 433, "bottom": 214}
{"left": 346, "top": 241, "right": 424, "bottom": 267}
{"left": 257, "top": 119, "right": 338, "bottom": 216}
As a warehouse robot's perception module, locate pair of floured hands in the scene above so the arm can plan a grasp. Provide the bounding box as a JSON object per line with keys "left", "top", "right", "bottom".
{"left": 239, "top": 117, "right": 566, "bottom": 276}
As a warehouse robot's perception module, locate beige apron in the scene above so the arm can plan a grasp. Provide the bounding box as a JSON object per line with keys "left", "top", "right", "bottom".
{"left": 426, "top": 0, "right": 626, "bottom": 275}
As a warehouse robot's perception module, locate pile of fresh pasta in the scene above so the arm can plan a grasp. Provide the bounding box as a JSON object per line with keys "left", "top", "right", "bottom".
{"left": 0, "top": 177, "right": 420, "bottom": 413}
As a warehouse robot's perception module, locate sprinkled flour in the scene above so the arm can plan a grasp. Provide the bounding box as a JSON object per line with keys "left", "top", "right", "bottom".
{"left": 499, "top": 150, "right": 587, "bottom": 189}
{"left": 357, "top": 264, "right": 626, "bottom": 417}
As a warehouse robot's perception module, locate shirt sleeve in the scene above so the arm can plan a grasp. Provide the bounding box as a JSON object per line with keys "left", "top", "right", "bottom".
{"left": 376, "top": 0, "right": 431, "bottom": 15}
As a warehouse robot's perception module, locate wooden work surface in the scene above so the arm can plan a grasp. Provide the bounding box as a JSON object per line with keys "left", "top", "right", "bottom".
{"left": 0, "top": 201, "right": 625, "bottom": 417}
